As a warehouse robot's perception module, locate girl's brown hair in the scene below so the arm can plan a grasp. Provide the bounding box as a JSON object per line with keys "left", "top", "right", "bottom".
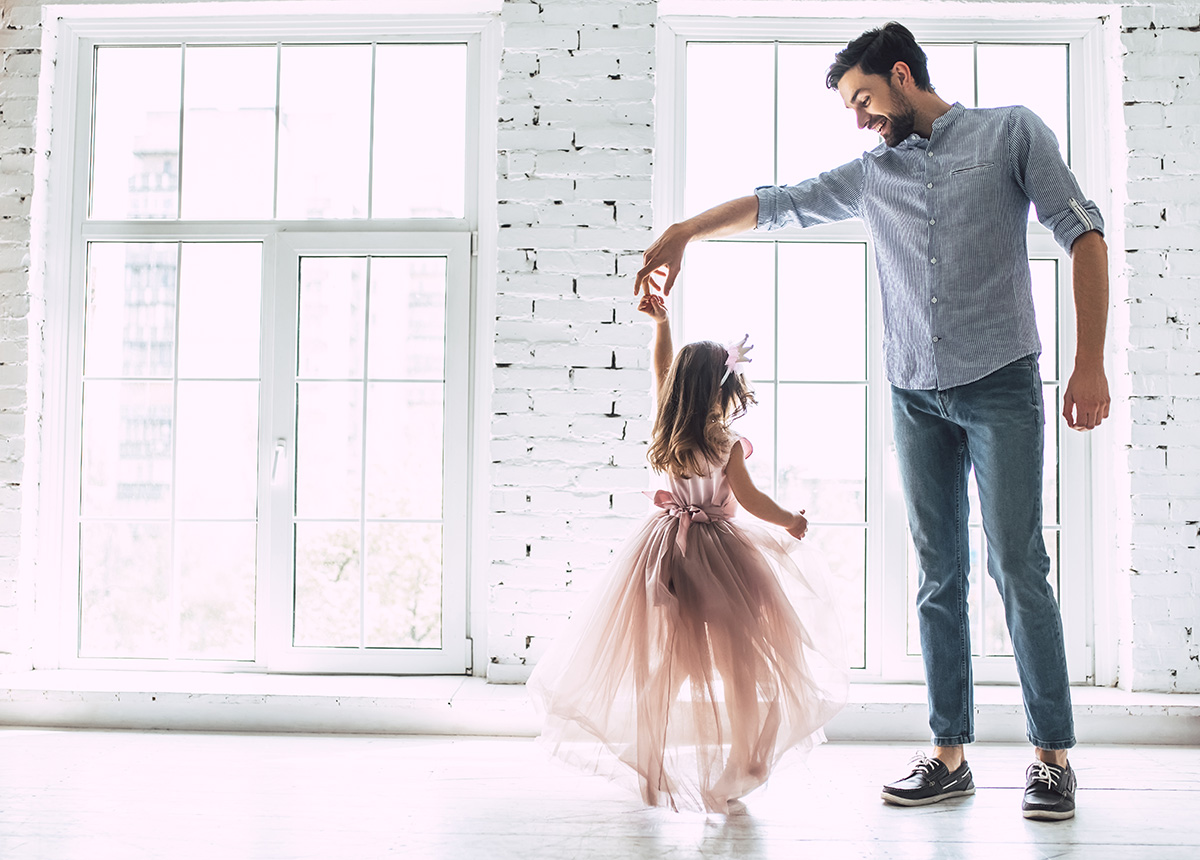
{"left": 647, "top": 341, "right": 756, "bottom": 478}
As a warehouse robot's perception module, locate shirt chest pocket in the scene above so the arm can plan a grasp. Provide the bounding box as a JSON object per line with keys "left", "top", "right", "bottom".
{"left": 949, "top": 161, "right": 996, "bottom": 177}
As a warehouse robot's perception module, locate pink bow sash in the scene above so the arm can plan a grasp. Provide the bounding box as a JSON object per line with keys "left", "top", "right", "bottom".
{"left": 644, "top": 489, "right": 730, "bottom": 556}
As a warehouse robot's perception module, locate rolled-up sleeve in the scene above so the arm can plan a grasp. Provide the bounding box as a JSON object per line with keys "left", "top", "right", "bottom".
{"left": 755, "top": 158, "right": 866, "bottom": 231}
{"left": 1007, "top": 106, "right": 1104, "bottom": 252}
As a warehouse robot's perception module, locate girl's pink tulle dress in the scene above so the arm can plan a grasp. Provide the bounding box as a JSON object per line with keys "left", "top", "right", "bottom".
{"left": 528, "top": 437, "right": 848, "bottom": 813}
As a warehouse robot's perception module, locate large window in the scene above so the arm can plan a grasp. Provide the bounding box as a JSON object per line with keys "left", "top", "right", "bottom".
{"left": 662, "top": 18, "right": 1103, "bottom": 682}
{"left": 43, "top": 16, "right": 488, "bottom": 674}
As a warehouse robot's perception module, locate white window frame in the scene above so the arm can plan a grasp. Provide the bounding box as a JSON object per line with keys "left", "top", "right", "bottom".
{"left": 657, "top": 14, "right": 1114, "bottom": 684}
{"left": 34, "top": 6, "right": 501, "bottom": 675}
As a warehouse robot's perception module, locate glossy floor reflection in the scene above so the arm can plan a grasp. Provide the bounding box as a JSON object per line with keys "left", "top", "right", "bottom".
{"left": 1, "top": 730, "right": 1197, "bottom": 859}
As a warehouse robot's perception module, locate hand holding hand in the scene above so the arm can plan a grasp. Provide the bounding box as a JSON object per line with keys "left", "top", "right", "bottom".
{"left": 786, "top": 510, "right": 808, "bottom": 541}
{"left": 637, "top": 292, "right": 668, "bottom": 322}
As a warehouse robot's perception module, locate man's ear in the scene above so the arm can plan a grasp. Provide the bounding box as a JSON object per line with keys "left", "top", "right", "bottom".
{"left": 891, "top": 60, "right": 913, "bottom": 89}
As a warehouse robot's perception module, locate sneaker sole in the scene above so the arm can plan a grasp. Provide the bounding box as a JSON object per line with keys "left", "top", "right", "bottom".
{"left": 881, "top": 787, "right": 976, "bottom": 807}
{"left": 1022, "top": 807, "right": 1075, "bottom": 821}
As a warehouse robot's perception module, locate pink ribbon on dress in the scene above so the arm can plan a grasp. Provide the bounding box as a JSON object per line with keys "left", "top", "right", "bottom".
{"left": 644, "top": 489, "right": 727, "bottom": 557}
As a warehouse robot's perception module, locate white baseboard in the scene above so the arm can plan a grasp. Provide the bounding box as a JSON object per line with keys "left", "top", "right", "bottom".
{"left": 2, "top": 671, "right": 1198, "bottom": 745}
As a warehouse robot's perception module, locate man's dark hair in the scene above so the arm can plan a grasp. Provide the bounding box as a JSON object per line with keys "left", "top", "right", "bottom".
{"left": 826, "top": 22, "right": 932, "bottom": 92}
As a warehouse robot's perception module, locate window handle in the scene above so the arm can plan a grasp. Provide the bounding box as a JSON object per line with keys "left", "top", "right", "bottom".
{"left": 271, "top": 439, "right": 288, "bottom": 483}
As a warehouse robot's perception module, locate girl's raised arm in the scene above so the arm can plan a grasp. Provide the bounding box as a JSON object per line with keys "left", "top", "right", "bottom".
{"left": 724, "top": 440, "right": 808, "bottom": 540}
{"left": 638, "top": 293, "right": 673, "bottom": 393}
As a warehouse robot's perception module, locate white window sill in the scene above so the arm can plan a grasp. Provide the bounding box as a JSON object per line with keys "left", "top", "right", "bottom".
{"left": 2, "top": 670, "right": 1198, "bottom": 744}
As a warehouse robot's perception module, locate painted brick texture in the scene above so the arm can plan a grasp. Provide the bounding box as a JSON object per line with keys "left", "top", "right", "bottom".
{"left": 0, "top": 0, "right": 40, "bottom": 673}
{"left": 489, "top": 0, "right": 655, "bottom": 682}
{"left": 0, "top": 0, "right": 1195, "bottom": 693}
{"left": 1118, "top": 3, "right": 1200, "bottom": 692}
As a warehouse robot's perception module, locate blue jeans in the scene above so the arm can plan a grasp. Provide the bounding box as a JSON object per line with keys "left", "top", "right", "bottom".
{"left": 891, "top": 354, "right": 1074, "bottom": 750}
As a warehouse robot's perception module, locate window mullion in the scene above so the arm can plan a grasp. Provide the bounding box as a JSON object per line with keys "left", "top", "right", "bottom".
{"left": 272, "top": 42, "right": 282, "bottom": 220}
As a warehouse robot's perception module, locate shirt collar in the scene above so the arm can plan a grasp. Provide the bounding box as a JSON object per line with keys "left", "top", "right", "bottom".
{"left": 894, "top": 102, "right": 965, "bottom": 149}
{"left": 931, "top": 102, "right": 966, "bottom": 135}
{"left": 888, "top": 103, "right": 969, "bottom": 151}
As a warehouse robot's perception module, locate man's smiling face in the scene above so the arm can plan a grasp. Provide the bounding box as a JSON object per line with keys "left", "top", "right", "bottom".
{"left": 836, "top": 64, "right": 918, "bottom": 147}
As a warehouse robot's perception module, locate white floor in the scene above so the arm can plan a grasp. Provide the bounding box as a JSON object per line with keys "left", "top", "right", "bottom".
{"left": 1, "top": 730, "right": 1197, "bottom": 859}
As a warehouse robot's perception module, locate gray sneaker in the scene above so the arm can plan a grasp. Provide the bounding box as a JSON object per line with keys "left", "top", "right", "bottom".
{"left": 881, "top": 752, "right": 976, "bottom": 807}
{"left": 1022, "top": 760, "right": 1077, "bottom": 821}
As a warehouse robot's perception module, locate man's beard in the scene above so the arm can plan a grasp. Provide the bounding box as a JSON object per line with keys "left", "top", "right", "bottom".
{"left": 880, "top": 87, "right": 917, "bottom": 146}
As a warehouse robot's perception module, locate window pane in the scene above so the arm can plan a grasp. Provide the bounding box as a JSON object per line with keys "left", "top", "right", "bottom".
{"left": 91, "top": 47, "right": 181, "bottom": 219}
{"left": 805, "top": 525, "right": 865, "bottom": 669}
{"left": 180, "top": 46, "right": 277, "bottom": 219}
{"left": 977, "top": 45, "right": 1069, "bottom": 162}
{"left": 1030, "top": 259, "right": 1058, "bottom": 378}
{"left": 85, "top": 243, "right": 177, "bottom": 379}
{"left": 731, "top": 383, "right": 775, "bottom": 497}
{"left": 776, "top": 384, "right": 865, "bottom": 523}
{"left": 79, "top": 522, "right": 171, "bottom": 657}
{"left": 177, "top": 243, "right": 263, "bottom": 379}
{"left": 777, "top": 44, "right": 873, "bottom": 181}
{"left": 294, "top": 522, "right": 361, "bottom": 647}
{"left": 923, "top": 45, "right": 975, "bottom": 106}
{"left": 677, "top": 242, "right": 775, "bottom": 367}
{"left": 298, "top": 257, "right": 367, "bottom": 379}
{"left": 365, "top": 523, "right": 442, "bottom": 647}
{"left": 777, "top": 243, "right": 866, "bottom": 381}
{"left": 685, "top": 43, "right": 774, "bottom": 214}
{"left": 177, "top": 522, "right": 257, "bottom": 659}
{"left": 970, "top": 526, "right": 987, "bottom": 656}
{"left": 175, "top": 381, "right": 259, "bottom": 520}
{"left": 1044, "top": 384, "right": 1059, "bottom": 526}
{"left": 81, "top": 380, "right": 173, "bottom": 519}
{"left": 367, "top": 257, "right": 447, "bottom": 380}
{"left": 373, "top": 45, "right": 467, "bottom": 218}
{"left": 365, "top": 383, "right": 443, "bottom": 520}
{"left": 295, "top": 382, "right": 363, "bottom": 519}
{"left": 277, "top": 45, "right": 371, "bottom": 218}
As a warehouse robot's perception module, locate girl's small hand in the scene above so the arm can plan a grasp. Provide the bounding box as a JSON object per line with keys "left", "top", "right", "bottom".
{"left": 638, "top": 293, "right": 668, "bottom": 322}
{"left": 786, "top": 510, "right": 808, "bottom": 540}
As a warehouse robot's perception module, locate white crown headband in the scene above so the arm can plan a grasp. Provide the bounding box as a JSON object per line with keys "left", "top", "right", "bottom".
{"left": 720, "top": 334, "right": 754, "bottom": 384}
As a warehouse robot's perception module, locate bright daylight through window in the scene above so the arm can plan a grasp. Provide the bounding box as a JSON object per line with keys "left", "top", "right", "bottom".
{"left": 64, "top": 37, "right": 474, "bottom": 672}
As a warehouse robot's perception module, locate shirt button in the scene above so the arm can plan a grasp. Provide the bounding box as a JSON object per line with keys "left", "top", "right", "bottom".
{"left": 927, "top": 182, "right": 933, "bottom": 188}
{"left": 927, "top": 151, "right": 933, "bottom": 158}
{"left": 929, "top": 219, "right": 936, "bottom": 225}
{"left": 930, "top": 257, "right": 937, "bottom": 264}
{"left": 931, "top": 297, "right": 938, "bottom": 303}
{"left": 932, "top": 336, "right": 940, "bottom": 343}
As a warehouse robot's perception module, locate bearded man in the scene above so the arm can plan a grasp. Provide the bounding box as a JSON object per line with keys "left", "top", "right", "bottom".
{"left": 635, "top": 21, "right": 1110, "bottom": 822}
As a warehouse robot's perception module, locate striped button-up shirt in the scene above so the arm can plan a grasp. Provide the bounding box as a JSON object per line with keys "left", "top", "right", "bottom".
{"left": 755, "top": 102, "right": 1103, "bottom": 390}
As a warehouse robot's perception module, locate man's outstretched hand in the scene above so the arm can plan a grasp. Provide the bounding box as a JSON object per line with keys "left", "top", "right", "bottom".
{"left": 635, "top": 223, "right": 690, "bottom": 297}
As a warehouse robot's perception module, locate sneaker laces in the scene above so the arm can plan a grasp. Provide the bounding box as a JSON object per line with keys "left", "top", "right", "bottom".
{"left": 1029, "top": 761, "right": 1059, "bottom": 788}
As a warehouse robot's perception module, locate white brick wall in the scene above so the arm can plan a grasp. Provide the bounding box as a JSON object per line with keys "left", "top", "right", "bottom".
{"left": 489, "top": 0, "right": 655, "bottom": 682}
{"left": 0, "top": 0, "right": 41, "bottom": 674}
{"left": 0, "top": 0, "right": 1196, "bottom": 692}
{"left": 1117, "top": 2, "right": 1200, "bottom": 693}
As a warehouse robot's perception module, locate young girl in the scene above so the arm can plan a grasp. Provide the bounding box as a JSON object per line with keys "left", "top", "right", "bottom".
{"left": 528, "top": 293, "right": 847, "bottom": 814}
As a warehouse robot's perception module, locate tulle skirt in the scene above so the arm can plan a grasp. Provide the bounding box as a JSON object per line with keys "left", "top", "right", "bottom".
{"left": 527, "top": 512, "right": 848, "bottom": 813}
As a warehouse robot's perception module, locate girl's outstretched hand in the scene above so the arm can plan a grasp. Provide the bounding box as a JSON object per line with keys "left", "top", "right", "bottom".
{"left": 638, "top": 292, "right": 668, "bottom": 322}
{"left": 786, "top": 510, "right": 808, "bottom": 541}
